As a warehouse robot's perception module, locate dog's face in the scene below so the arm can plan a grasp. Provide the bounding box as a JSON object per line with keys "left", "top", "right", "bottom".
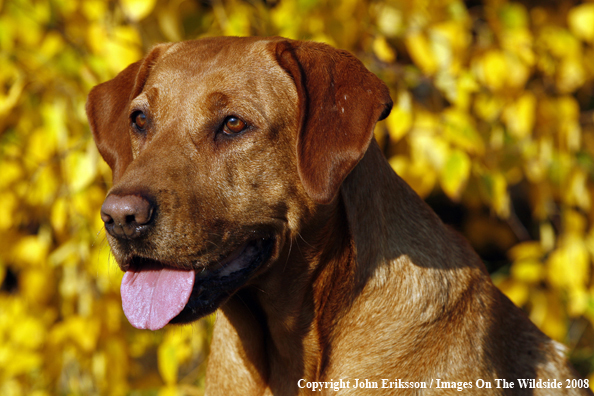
{"left": 87, "top": 37, "right": 391, "bottom": 330}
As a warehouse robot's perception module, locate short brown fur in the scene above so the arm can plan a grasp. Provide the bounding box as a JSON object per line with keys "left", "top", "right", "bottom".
{"left": 87, "top": 37, "right": 592, "bottom": 395}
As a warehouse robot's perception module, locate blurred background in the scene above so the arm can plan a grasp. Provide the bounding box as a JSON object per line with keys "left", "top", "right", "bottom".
{"left": 1, "top": 0, "right": 594, "bottom": 394}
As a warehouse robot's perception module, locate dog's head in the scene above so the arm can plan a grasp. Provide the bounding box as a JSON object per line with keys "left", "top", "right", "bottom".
{"left": 86, "top": 37, "right": 392, "bottom": 330}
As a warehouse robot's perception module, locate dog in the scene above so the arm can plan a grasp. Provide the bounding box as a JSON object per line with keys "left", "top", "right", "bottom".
{"left": 86, "top": 36, "right": 592, "bottom": 395}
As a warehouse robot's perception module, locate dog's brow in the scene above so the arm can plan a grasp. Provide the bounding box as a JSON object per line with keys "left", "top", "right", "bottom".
{"left": 207, "top": 92, "right": 230, "bottom": 112}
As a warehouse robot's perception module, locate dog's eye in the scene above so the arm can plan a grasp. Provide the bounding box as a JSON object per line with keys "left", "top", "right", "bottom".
{"left": 223, "top": 117, "right": 247, "bottom": 134}
{"left": 131, "top": 111, "right": 147, "bottom": 131}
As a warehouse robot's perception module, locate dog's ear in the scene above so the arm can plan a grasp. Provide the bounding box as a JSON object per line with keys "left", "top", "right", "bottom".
{"left": 275, "top": 40, "right": 393, "bottom": 204}
{"left": 86, "top": 44, "right": 171, "bottom": 183}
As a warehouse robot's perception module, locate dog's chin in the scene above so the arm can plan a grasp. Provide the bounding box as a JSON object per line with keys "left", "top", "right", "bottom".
{"left": 124, "top": 237, "right": 275, "bottom": 325}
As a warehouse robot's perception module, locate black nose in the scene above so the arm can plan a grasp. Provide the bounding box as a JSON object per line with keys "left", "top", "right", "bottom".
{"left": 100, "top": 194, "right": 154, "bottom": 239}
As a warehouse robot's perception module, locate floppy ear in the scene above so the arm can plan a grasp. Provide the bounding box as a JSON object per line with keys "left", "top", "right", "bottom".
{"left": 86, "top": 44, "right": 171, "bottom": 183}
{"left": 275, "top": 40, "right": 393, "bottom": 204}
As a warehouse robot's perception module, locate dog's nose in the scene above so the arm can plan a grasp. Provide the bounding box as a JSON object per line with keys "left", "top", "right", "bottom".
{"left": 101, "top": 194, "right": 154, "bottom": 239}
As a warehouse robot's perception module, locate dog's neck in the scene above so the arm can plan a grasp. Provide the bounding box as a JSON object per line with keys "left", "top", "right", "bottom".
{"left": 213, "top": 140, "right": 489, "bottom": 391}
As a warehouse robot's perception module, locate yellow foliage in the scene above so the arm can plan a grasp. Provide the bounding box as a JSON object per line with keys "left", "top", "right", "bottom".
{"left": 390, "top": 156, "right": 437, "bottom": 198}
{"left": 503, "top": 93, "right": 536, "bottom": 140}
{"left": 121, "top": 0, "right": 157, "bottom": 22}
{"left": 440, "top": 149, "right": 471, "bottom": 200}
{"left": 405, "top": 31, "right": 438, "bottom": 75}
{"left": 547, "top": 234, "right": 590, "bottom": 290}
{"left": 373, "top": 35, "right": 396, "bottom": 63}
{"left": 474, "top": 50, "right": 509, "bottom": 91}
{"left": 568, "top": 3, "right": 594, "bottom": 43}
{"left": 386, "top": 90, "right": 412, "bottom": 142}
{"left": 1, "top": 0, "right": 594, "bottom": 393}
{"left": 510, "top": 258, "right": 541, "bottom": 283}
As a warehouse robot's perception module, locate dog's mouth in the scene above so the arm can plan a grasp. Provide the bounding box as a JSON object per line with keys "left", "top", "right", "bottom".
{"left": 120, "top": 237, "right": 275, "bottom": 330}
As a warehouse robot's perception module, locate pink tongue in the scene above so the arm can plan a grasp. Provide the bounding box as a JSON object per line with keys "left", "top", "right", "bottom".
{"left": 121, "top": 268, "right": 195, "bottom": 331}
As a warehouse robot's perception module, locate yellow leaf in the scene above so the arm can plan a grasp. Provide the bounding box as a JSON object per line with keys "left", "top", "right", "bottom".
{"left": 27, "top": 166, "right": 59, "bottom": 206}
{"left": 557, "top": 56, "right": 586, "bottom": 93}
{"left": 40, "top": 31, "right": 64, "bottom": 59}
{"left": 540, "top": 222, "right": 556, "bottom": 252}
{"left": 90, "top": 245, "right": 122, "bottom": 295}
{"left": 505, "top": 53, "right": 531, "bottom": 88}
{"left": 0, "top": 72, "right": 24, "bottom": 117}
{"left": 431, "top": 21, "right": 470, "bottom": 54}
{"left": 0, "top": 192, "right": 16, "bottom": 231}
{"left": 503, "top": 93, "right": 536, "bottom": 139}
{"left": 537, "top": 293, "right": 567, "bottom": 341}
{"left": 121, "top": 0, "right": 156, "bottom": 22}
{"left": 524, "top": 137, "right": 553, "bottom": 183}
{"left": 501, "top": 28, "right": 535, "bottom": 66}
{"left": 565, "top": 169, "right": 591, "bottom": 210}
{"left": 50, "top": 197, "right": 68, "bottom": 235}
{"left": 29, "top": 391, "right": 51, "bottom": 396}
{"left": 91, "top": 25, "right": 142, "bottom": 74}
{"left": 11, "top": 316, "right": 46, "bottom": 349}
{"left": 158, "top": 341, "right": 179, "bottom": 385}
{"left": 49, "top": 316, "right": 101, "bottom": 353}
{"left": 373, "top": 36, "right": 396, "bottom": 63}
{"left": 405, "top": 31, "right": 438, "bottom": 75}
{"left": 474, "top": 93, "right": 504, "bottom": 123}
{"left": 2, "top": 348, "right": 42, "bottom": 378}
{"left": 410, "top": 130, "right": 449, "bottom": 172}
{"left": 386, "top": 91, "right": 412, "bottom": 142}
{"left": 64, "top": 150, "right": 97, "bottom": 193}
{"left": 377, "top": 6, "right": 403, "bottom": 38}
{"left": 547, "top": 236, "right": 589, "bottom": 289}
{"left": 429, "top": 22, "right": 470, "bottom": 74}
{"left": 158, "top": 385, "right": 180, "bottom": 396}
{"left": 440, "top": 149, "right": 470, "bottom": 200}
{"left": 564, "top": 209, "right": 587, "bottom": 235}
{"left": 568, "top": 288, "right": 588, "bottom": 316}
{"left": 224, "top": 5, "right": 251, "bottom": 37}
{"left": 15, "top": 10, "right": 43, "bottom": 47}
{"left": 389, "top": 156, "right": 437, "bottom": 198}
{"left": 511, "top": 259, "right": 543, "bottom": 283}
{"left": 499, "top": 3, "right": 528, "bottom": 30}
{"left": 158, "top": 6, "right": 183, "bottom": 42}
{"left": 12, "top": 235, "right": 50, "bottom": 268}
{"left": 480, "top": 172, "right": 510, "bottom": 217}
{"left": 21, "top": 268, "right": 54, "bottom": 306}
{"left": 0, "top": 160, "right": 22, "bottom": 189}
{"left": 474, "top": 50, "right": 507, "bottom": 91}
{"left": 557, "top": 96, "right": 582, "bottom": 151}
{"left": 442, "top": 108, "right": 484, "bottom": 154}
{"left": 568, "top": 3, "right": 594, "bottom": 43}
{"left": 496, "top": 278, "right": 529, "bottom": 307}
{"left": 81, "top": 0, "right": 108, "bottom": 21}
{"left": 129, "top": 331, "right": 158, "bottom": 358}
{"left": 87, "top": 23, "right": 107, "bottom": 55}
{"left": 40, "top": 99, "right": 67, "bottom": 153}
{"left": 73, "top": 184, "right": 106, "bottom": 225}
{"left": 452, "top": 72, "right": 479, "bottom": 110}
{"left": 27, "top": 127, "right": 56, "bottom": 164}
{"left": 539, "top": 26, "right": 581, "bottom": 59}
{"left": 105, "top": 337, "right": 129, "bottom": 395}
{"left": 92, "top": 351, "right": 107, "bottom": 389}
{"left": 508, "top": 241, "right": 543, "bottom": 261}
{"left": 271, "top": 1, "right": 301, "bottom": 39}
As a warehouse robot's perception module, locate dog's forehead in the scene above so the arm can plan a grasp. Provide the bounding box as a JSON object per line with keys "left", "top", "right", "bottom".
{"left": 151, "top": 39, "right": 285, "bottom": 89}
{"left": 137, "top": 39, "right": 296, "bottom": 117}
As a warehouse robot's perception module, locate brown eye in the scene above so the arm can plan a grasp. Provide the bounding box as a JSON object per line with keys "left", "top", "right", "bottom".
{"left": 132, "top": 111, "right": 147, "bottom": 131}
{"left": 224, "top": 117, "right": 246, "bottom": 134}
